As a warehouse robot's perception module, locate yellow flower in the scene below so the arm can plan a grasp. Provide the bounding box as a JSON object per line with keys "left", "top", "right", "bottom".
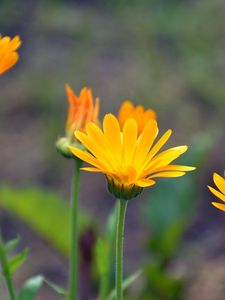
{"left": 65, "top": 84, "right": 99, "bottom": 140}
{"left": 69, "top": 114, "right": 195, "bottom": 199}
{"left": 118, "top": 100, "right": 156, "bottom": 135}
{"left": 0, "top": 35, "right": 21, "bottom": 75}
{"left": 208, "top": 172, "right": 225, "bottom": 211}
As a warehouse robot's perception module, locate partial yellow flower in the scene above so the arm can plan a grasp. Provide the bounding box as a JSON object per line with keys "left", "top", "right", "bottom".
{"left": 208, "top": 172, "right": 225, "bottom": 212}
{"left": 65, "top": 84, "right": 99, "bottom": 140}
{"left": 69, "top": 114, "right": 195, "bottom": 200}
{"left": 0, "top": 35, "right": 21, "bottom": 75}
{"left": 118, "top": 100, "right": 156, "bottom": 135}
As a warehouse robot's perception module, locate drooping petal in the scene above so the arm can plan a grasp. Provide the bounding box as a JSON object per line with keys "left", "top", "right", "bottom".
{"left": 136, "top": 179, "right": 156, "bottom": 187}
{"left": 68, "top": 147, "right": 108, "bottom": 172}
{"left": 75, "top": 130, "right": 113, "bottom": 170}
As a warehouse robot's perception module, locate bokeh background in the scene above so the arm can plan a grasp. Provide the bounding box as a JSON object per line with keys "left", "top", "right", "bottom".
{"left": 1, "top": 0, "right": 225, "bottom": 299}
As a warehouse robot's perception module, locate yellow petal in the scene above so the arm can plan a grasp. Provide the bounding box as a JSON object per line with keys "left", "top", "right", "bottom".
{"left": 118, "top": 100, "right": 134, "bottom": 129}
{"left": 208, "top": 185, "right": 225, "bottom": 202}
{"left": 151, "top": 165, "right": 196, "bottom": 173}
{"left": 133, "top": 120, "right": 158, "bottom": 170}
{"left": 143, "top": 129, "right": 172, "bottom": 168}
{"left": 81, "top": 167, "right": 103, "bottom": 172}
{"left": 143, "top": 146, "right": 189, "bottom": 175}
{"left": 149, "top": 171, "right": 186, "bottom": 178}
{"left": 212, "top": 202, "right": 225, "bottom": 212}
{"left": 103, "top": 114, "right": 122, "bottom": 167}
{"left": 136, "top": 179, "right": 156, "bottom": 187}
{"left": 68, "top": 147, "right": 108, "bottom": 172}
{"left": 86, "top": 122, "right": 108, "bottom": 151}
{"left": 213, "top": 173, "right": 225, "bottom": 195}
{"left": 139, "top": 129, "right": 172, "bottom": 172}
{"left": 75, "top": 130, "right": 113, "bottom": 170}
{"left": 122, "top": 119, "right": 137, "bottom": 166}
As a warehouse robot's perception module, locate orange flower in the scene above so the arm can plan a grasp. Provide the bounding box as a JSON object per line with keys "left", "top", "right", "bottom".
{"left": 65, "top": 84, "right": 100, "bottom": 140}
{"left": 118, "top": 100, "right": 156, "bottom": 135}
{"left": 208, "top": 172, "right": 225, "bottom": 212}
{"left": 0, "top": 35, "right": 21, "bottom": 75}
{"left": 69, "top": 114, "right": 195, "bottom": 199}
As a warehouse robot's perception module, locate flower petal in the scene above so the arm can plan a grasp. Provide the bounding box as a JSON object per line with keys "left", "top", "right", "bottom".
{"left": 134, "top": 120, "right": 158, "bottom": 170}
{"left": 149, "top": 171, "right": 186, "bottom": 178}
{"left": 136, "top": 179, "right": 156, "bottom": 187}
{"left": 68, "top": 146, "right": 108, "bottom": 172}
{"left": 103, "top": 114, "right": 122, "bottom": 167}
{"left": 213, "top": 173, "right": 225, "bottom": 195}
{"left": 208, "top": 185, "right": 225, "bottom": 202}
{"left": 212, "top": 202, "right": 225, "bottom": 212}
{"left": 122, "top": 119, "right": 138, "bottom": 166}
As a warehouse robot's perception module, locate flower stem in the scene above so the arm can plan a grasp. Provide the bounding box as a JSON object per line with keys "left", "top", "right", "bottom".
{"left": 0, "top": 232, "right": 17, "bottom": 300}
{"left": 69, "top": 159, "right": 82, "bottom": 300}
{"left": 116, "top": 199, "right": 128, "bottom": 300}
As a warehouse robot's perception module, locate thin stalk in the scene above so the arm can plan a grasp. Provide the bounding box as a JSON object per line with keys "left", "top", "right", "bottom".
{"left": 0, "top": 232, "right": 17, "bottom": 300}
{"left": 99, "top": 203, "right": 119, "bottom": 300}
{"left": 115, "top": 199, "right": 128, "bottom": 300}
{"left": 69, "top": 159, "right": 82, "bottom": 300}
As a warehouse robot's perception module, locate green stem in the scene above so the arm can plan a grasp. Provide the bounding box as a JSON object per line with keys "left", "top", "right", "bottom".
{"left": 0, "top": 232, "right": 17, "bottom": 300}
{"left": 115, "top": 199, "right": 128, "bottom": 300}
{"left": 69, "top": 159, "right": 82, "bottom": 300}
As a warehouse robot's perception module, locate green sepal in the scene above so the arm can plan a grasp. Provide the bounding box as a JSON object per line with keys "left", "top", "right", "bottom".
{"left": 55, "top": 136, "right": 85, "bottom": 159}
{"left": 107, "top": 177, "right": 143, "bottom": 200}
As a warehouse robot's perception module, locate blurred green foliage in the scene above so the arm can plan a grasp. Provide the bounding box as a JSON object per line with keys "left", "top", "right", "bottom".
{"left": 0, "top": 185, "right": 93, "bottom": 256}
{"left": 141, "top": 132, "right": 215, "bottom": 299}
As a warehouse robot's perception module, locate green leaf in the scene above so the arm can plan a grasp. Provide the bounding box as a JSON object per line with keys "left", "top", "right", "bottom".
{"left": 44, "top": 278, "right": 68, "bottom": 296}
{"left": 9, "top": 248, "right": 28, "bottom": 274}
{"left": 96, "top": 238, "right": 109, "bottom": 275}
{"left": 0, "top": 185, "right": 94, "bottom": 256}
{"left": 4, "top": 236, "right": 20, "bottom": 253}
{"left": 144, "top": 264, "right": 182, "bottom": 300}
{"left": 106, "top": 270, "right": 143, "bottom": 300}
{"left": 96, "top": 203, "right": 118, "bottom": 299}
{"left": 18, "top": 276, "right": 44, "bottom": 300}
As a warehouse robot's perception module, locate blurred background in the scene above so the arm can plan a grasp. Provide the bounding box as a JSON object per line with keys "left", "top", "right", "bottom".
{"left": 1, "top": 0, "right": 225, "bottom": 299}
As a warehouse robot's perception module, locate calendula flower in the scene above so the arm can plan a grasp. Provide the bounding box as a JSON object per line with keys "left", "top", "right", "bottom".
{"left": 208, "top": 172, "right": 225, "bottom": 211}
{"left": 118, "top": 100, "right": 156, "bottom": 135}
{"left": 0, "top": 35, "right": 21, "bottom": 75}
{"left": 56, "top": 85, "right": 100, "bottom": 158}
{"left": 69, "top": 114, "right": 195, "bottom": 200}
{"left": 65, "top": 84, "right": 99, "bottom": 140}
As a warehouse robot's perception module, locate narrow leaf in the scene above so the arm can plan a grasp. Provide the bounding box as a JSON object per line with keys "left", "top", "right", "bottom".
{"left": 18, "top": 275, "right": 44, "bottom": 300}
{"left": 9, "top": 248, "right": 28, "bottom": 274}
{"left": 106, "top": 270, "right": 143, "bottom": 300}
{"left": 4, "top": 236, "right": 20, "bottom": 253}
{"left": 44, "top": 278, "right": 68, "bottom": 296}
